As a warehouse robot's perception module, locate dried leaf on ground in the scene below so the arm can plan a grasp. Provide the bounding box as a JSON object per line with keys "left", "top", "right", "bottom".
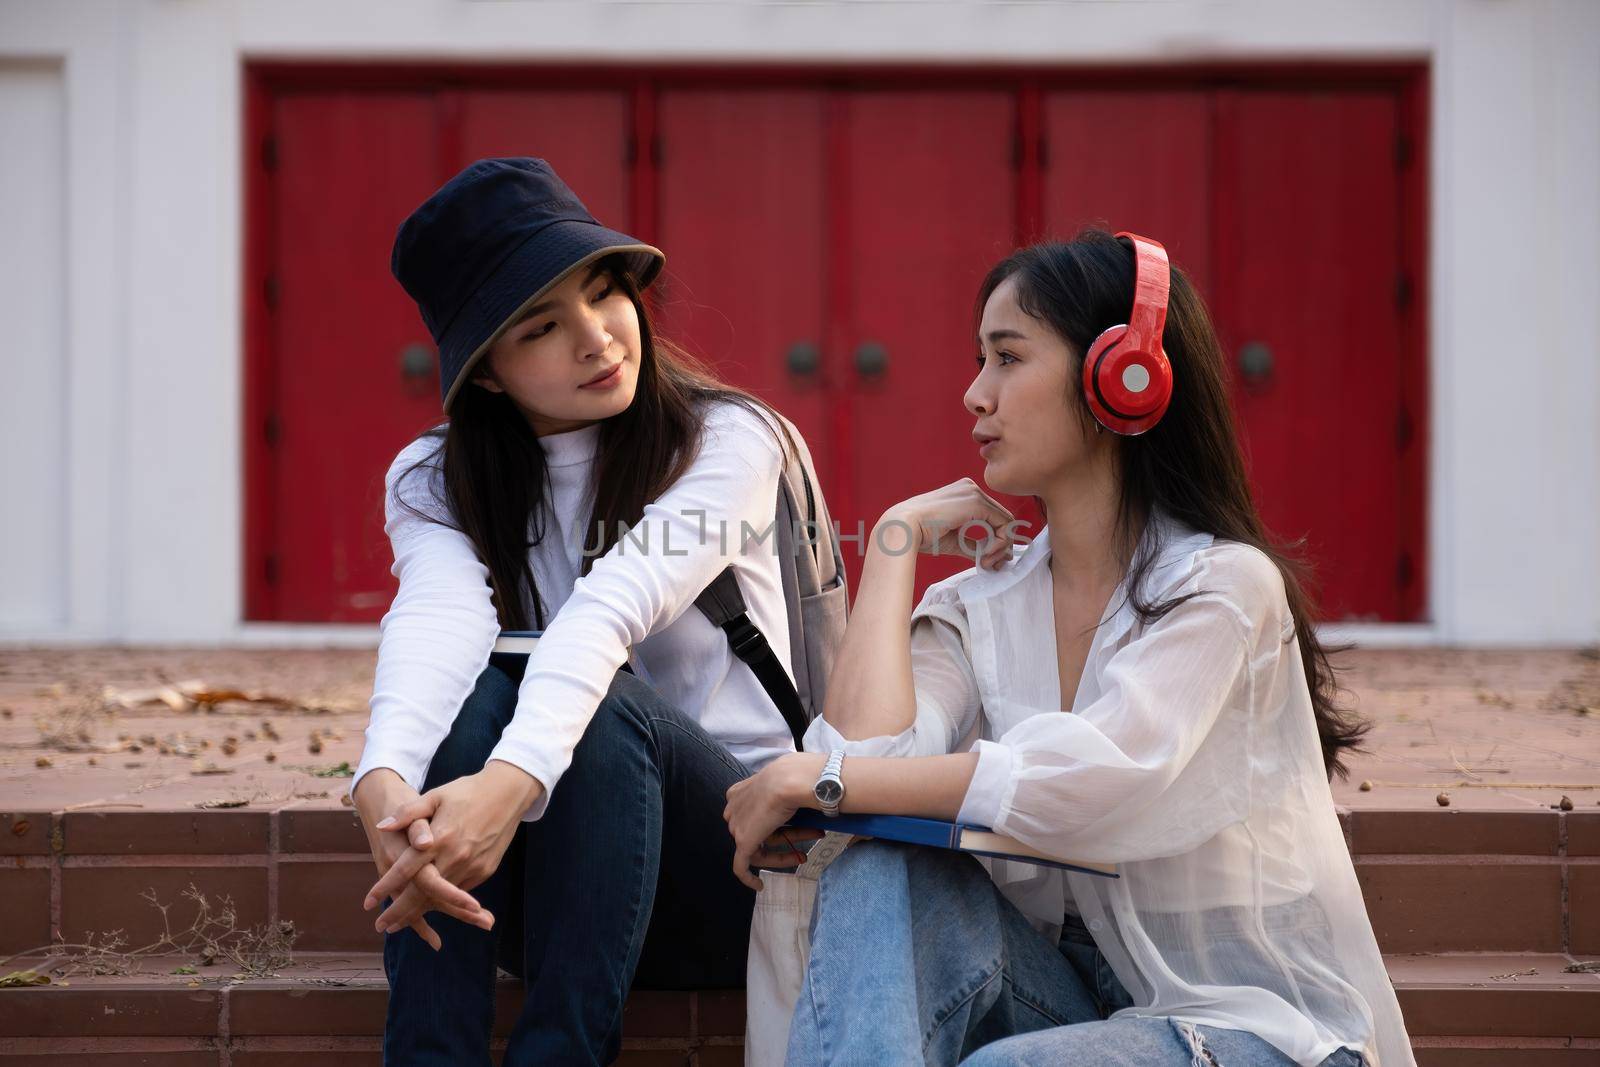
{"left": 99, "top": 679, "right": 357, "bottom": 716}
{"left": 0, "top": 970, "right": 51, "bottom": 986}
{"left": 1488, "top": 967, "right": 1538, "bottom": 981}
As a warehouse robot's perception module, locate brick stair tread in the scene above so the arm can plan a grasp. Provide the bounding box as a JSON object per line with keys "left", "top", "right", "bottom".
{"left": 3, "top": 952, "right": 1596, "bottom": 1041}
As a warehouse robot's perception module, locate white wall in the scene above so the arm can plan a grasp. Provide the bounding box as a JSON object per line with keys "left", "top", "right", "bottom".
{"left": 0, "top": 60, "right": 67, "bottom": 630}
{"left": 0, "top": 0, "right": 1595, "bottom": 646}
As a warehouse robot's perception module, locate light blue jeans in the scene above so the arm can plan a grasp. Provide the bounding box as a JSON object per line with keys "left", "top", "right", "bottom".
{"left": 785, "top": 840, "right": 1367, "bottom": 1067}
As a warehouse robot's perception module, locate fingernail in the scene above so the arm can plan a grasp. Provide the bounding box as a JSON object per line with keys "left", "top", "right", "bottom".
{"left": 376, "top": 816, "right": 395, "bottom": 829}
{"left": 416, "top": 832, "right": 433, "bottom": 846}
{"left": 363, "top": 897, "right": 374, "bottom": 911}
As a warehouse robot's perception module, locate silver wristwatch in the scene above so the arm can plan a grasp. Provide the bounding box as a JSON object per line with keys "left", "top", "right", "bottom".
{"left": 812, "top": 751, "right": 846, "bottom": 816}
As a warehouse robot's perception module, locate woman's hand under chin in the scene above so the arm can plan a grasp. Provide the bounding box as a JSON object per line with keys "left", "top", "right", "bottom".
{"left": 723, "top": 752, "right": 828, "bottom": 892}
{"left": 879, "top": 478, "right": 1023, "bottom": 570}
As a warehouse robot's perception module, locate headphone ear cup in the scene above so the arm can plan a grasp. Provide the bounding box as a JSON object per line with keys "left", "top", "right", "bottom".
{"left": 1081, "top": 326, "right": 1124, "bottom": 434}
{"left": 1081, "top": 325, "right": 1173, "bottom": 436}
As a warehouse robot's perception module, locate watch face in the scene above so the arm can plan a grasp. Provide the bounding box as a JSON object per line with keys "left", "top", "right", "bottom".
{"left": 814, "top": 779, "right": 844, "bottom": 806}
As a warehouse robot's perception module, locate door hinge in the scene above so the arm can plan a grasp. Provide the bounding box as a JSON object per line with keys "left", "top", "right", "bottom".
{"left": 1395, "top": 405, "right": 1414, "bottom": 450}
{"left": 1394, "top": 272, "right": 1413, "bottom": 312}
{"left": 262, "top": 135, "right": 279, "bottom": 172}
{"left": 1011, "top": 134, "right": 1048, "bottom": 169}
{"left": 264, "top": 274, "right": 280, "bottom": 310}
{"left": 624, "top": 129, "right": 636, "bottom": 167}
{"left": 264, "top": 553, "right": 279, "bottom": 586}
{"left": 264, "top": 413, "right": 280, "bottom": 446}
{"left": 1395, "top": 550, "right": 1414, "bottom": 590}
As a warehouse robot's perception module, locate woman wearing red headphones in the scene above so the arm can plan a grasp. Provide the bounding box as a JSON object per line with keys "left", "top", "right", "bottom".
{"left": 724, "top": 231, "right": 1413, "bottom": 1066}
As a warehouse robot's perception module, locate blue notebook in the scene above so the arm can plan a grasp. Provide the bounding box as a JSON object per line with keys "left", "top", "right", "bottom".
{"left": 784, "top": 810, "right": 1119, "bottom": 878}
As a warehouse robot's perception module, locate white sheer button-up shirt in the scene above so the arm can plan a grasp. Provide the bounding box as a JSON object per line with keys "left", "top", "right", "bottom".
{"left": 804, "top": 509, "right": 1414, "bottom": 1067}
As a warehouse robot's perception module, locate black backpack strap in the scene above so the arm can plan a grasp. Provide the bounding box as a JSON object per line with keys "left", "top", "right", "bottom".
{"left": 695, "top": 566, "right": 809, "bottom": 751}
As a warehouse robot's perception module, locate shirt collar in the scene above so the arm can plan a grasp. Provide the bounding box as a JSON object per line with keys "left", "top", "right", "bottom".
{"left": 959, "top": 507, "right": 1215, "bottom": 630}
{"left": 539, "top": 422, "right": 601, "bottom": 469}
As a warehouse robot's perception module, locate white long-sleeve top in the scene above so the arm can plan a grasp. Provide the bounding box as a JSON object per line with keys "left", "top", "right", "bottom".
{"left": 353, "top": 399, "right": 798, "bottom": 819}
{"left": 804, "top": 508, "right": 1414, "bottom": 1067}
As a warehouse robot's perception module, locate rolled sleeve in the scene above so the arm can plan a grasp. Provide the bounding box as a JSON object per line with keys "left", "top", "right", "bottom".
{"left": 801, "top": 713, "right": 917, "bottom": 757}
{"left": 955, "top": 738, "right": 1013, "bottom": 828}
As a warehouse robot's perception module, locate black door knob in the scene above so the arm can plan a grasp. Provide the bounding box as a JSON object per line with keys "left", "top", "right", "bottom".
{"left": 855, "top": 341, "right": 889, "bottom": 378}
{"left": 400, "top": 343, "right": 435, "bottom": 380}
{"left": 1237, "top": 341, "right": 1273, "bottom": 384}
{"left": 786, "top": 341, "right": 821, "bottom": 376}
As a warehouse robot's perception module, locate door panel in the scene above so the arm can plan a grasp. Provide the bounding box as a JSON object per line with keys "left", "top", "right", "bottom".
{"left": 1043, "top": 90, "right": 1213, "bottom": 298}
{"left": 654, "top": 91, "right": 830, "bottom": 474}
{"left": 1214, "top": 89, "right": 1407, "bottom": 620}
{"left": 842, "top": 91, "right": 1020, "bottom": 593}
{"left": 262, "top": 91, "right": 631, "bottom": 622}
{"left": 454, "top": 90, "right": 631, "bottom": 226}
{"left": 268, "top": 92, "right": 441, "bottom": 621}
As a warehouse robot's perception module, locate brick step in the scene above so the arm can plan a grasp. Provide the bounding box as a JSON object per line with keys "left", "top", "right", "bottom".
{"left": 0, "top": 952, "right": 1596, "bottom": 1065}
{"left": 3, "top": 808, "right": 1598, "bottom": 960}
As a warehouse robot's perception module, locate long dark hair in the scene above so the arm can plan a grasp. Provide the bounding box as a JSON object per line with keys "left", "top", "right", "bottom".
{"left": 976, "top": 230, "right": 1368, "bottom": 779}
{"left": 393, "top": 254, "right": 792, "bottom": 632}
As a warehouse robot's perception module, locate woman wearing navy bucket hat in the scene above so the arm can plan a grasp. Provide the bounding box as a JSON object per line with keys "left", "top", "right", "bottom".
{"left": 349, "top": 158, "right": 814, "bottom": 1065}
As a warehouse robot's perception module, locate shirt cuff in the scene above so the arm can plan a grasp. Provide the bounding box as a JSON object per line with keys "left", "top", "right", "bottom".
{"left": 802, "top": 714, "right": 916, "bottom": 757}
{"left": 485, "top": 739, "right": 559, "bottom": 822}
{"left": 955, "top": 739, "right": 1013, "bottom": 829}
{"left": 350, "top": 749, "right": 426, "bottom": 801}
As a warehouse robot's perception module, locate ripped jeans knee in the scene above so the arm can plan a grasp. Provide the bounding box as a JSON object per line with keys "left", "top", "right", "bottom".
{"left": 1169, "top": 1019, "right": 1222, "bottom": 1067}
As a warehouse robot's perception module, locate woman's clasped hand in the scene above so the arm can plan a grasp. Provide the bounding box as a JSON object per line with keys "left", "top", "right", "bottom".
{"left": 353, "top": 760, "right": 544, "bottom": 947}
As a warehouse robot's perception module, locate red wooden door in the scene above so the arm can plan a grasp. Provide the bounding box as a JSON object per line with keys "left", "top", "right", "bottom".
{"left": 653, "top": 90, "right": 831, "bottom": 466}
{"left": 652, "top": 90, "right": 1025, "bottom": 593}
{"left": 1213, "top": 89, "right": 1414, "bottom": 622}
{"left": 260, "top": 92, "right": 441, "bottom": 622}
{"left": 251, "top": 71, "right": 1424, "bottom": 624}
{"left": 1041, "top": 88, "right": 1418, "bottom": 621}
{"left": 839, "top": 91, "right": 1024, "bottom": 592}
{"left": 257, "top": 89, "right": 629, "bottom": 621}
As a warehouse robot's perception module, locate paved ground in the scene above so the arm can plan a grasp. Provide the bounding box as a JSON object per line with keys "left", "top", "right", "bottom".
{"left": 1, "top": 645, "right": 1597, "bottom": 814}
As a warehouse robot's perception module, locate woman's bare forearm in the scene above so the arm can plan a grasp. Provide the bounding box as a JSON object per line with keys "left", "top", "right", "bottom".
{"left": 841, "top": 753, "right": 979, "bottom": 820}
{"left": 780, "top": 752, "right": 980, "bottom": 821}
{"left": 820, "top": 522, "right": 922, "bottom": 740}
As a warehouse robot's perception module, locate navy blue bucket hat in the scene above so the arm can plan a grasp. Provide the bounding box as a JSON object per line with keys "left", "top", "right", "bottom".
{"left": 390, "top": 157, "right": 665, "bottom": 412}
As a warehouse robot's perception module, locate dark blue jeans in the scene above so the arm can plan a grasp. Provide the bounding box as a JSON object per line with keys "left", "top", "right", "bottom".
{"left": 382, "top": 654, "right": 756, "bottom": 1066}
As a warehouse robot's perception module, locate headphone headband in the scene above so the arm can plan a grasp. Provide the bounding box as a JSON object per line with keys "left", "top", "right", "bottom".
{"left": 1119, "top": 231, "right": 1170, "bottom": 356}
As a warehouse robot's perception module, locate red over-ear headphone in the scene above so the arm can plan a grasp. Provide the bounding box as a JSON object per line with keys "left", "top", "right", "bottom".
{"left": 1081, "top": 232, "right": 1174, "bottom": 436}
